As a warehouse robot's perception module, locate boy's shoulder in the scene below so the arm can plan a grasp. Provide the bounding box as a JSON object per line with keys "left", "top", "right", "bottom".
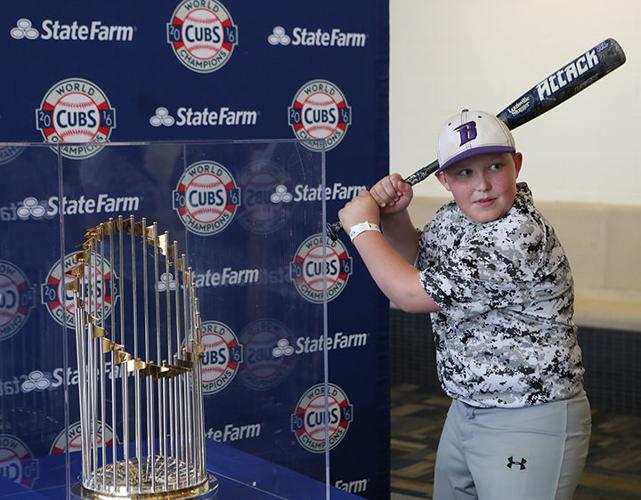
{"left": 426, "top": 183, "right": 550, "bottom": 249}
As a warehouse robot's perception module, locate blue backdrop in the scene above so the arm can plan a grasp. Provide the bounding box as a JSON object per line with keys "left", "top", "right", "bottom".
{"left": 0, "top": 1, "right": 389, "bottom": 497}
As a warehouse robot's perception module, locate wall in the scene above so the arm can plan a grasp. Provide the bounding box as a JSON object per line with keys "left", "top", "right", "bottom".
{"left": 390, "top": 0, "right": 641, "bottom": 205}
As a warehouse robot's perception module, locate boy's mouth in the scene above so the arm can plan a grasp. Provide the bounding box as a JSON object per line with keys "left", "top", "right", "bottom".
{"left": 475, "top": 198, "right": 496, "bottom": 207}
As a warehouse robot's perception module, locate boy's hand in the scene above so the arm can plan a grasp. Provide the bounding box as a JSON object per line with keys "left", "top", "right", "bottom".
{"left": 370, "top": 173, "right": 413, "bottom": 214}
{"left": 338, "top": 190, "right": 380, "bottom": 230}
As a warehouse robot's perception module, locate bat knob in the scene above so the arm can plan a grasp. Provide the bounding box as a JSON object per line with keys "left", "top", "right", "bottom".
{"left": 325, "top": 221, "right": 342, "bottom": 242}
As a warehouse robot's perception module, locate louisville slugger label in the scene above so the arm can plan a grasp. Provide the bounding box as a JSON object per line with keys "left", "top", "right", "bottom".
{"left": 505, "top": 93, "right": 536, "bottom": 119}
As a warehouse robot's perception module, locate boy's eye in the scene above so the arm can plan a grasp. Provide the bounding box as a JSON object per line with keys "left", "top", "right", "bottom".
{"left": 489, "top": 163, "right": 502, "bottom": 171}
{"left": 456, "top": 169, "right": 471, "bottom": 176}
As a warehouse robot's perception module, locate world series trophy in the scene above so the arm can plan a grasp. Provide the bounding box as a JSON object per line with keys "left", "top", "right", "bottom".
{"left": 67, "top": 216, "right": 218, "bottom": 499}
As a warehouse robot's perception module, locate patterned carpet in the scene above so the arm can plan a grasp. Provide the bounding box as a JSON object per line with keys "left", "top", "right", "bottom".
{"left": 390, "top": 385, "right": 641, "bottom": 499}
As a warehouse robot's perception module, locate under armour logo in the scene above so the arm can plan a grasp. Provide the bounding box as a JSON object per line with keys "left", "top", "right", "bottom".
{"left": 506, "top": 456, "right": 527, "bottom": 470}
{"left": 454, "top": 121, "right": 477, "bottom": 146}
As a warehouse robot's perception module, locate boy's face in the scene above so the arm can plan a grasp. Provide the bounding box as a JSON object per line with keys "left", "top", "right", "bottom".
{"left": 436, "top": 152, "right": 522, "bottom": 224}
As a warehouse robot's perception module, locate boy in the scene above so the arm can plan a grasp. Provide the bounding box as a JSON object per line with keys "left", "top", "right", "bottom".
{"left": 338, "top": 109, "right": 591, "bottom": 499}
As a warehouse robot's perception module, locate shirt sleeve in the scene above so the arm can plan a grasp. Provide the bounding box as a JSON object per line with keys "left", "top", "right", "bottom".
{"left": 419, "top": 215, "right": 546, "bottom": 320}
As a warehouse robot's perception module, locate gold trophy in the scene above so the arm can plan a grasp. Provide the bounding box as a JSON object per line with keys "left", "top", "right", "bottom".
{"left": 67, "top": 216, "right": 218, "bottom": 499}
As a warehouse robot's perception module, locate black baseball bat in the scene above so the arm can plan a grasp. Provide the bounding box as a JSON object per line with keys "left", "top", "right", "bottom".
{"left": 326, "top": 37, "right": 626, "bottom": 241}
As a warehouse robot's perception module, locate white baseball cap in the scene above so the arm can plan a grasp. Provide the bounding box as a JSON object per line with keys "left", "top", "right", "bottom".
{"left": 436, "top": 109, "right": 515, "bottom": 172}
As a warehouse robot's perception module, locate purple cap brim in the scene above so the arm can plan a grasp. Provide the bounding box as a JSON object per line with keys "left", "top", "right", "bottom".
{"left": 437, "top": 145, "right": 515, "bottom": 173}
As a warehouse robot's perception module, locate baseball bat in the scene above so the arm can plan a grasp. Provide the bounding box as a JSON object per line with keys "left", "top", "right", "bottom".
{"left": 326, "top": 37, "right": 626, "bottom": 241}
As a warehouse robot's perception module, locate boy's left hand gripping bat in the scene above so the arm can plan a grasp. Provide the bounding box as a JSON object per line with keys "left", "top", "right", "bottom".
{"left": 326, "top": 37, "right": 626, "bottom": 241}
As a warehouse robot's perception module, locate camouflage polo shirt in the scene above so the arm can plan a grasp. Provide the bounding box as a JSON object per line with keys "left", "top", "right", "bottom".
{"left": 417, "top": 183, "right": 584, "bottom": 408}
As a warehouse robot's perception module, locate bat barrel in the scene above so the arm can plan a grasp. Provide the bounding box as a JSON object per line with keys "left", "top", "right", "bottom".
{"left": 497, "top": 38, "right": 626, "bottom": 131}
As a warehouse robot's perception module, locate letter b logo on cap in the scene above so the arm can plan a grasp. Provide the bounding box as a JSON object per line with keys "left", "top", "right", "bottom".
{"left": 454, "top": 121, "right": 477, "bottom": 146}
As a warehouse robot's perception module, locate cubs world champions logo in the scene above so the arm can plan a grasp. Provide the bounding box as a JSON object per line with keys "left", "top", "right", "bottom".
{"left": 0, "top": 260, "right": 36, "bottom": 341}
{"left": 288, "top": 79, "right": 352, "bottom": 152}
{"left": 236, "top": 160, "right": 292, "bottom": 235}
{"left": 167, "top": 0, "right": 238, "bottom": 74}
{"left": 201, "top": 320, "right": 243, "bottom": 395}
{"left": 35, "top": 78, "right": 116, "bottom": 160}
{"left": 173, "top": 160, "right": 241, "bottom": 235}
{"left": 238, "top": 318, "right": 296, "bottom": 391}
{"left": 0, "top": 146, "right": 25, "bottom": 165}
{"left": 291, "top": 383, "right": 353, "bottom": 453}
{"left": 0, "top": 435, "right": 39, "bottom": 488}
{"left": 41, "top": 251, "right": 117, "bottom": 328}
{"left": 290, "top": 233, "right": 352, "bottom": 303}
{"left": 49, "top": 421, "right": 115, "bottom": 455}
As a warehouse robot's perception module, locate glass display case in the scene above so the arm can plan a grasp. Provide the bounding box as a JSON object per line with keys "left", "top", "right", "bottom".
{"left": 0, "top": 140, "right": 356, "bottom": 499}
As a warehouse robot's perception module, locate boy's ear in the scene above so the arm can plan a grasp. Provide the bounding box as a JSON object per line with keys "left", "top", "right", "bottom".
{"left": 435, "top": 171, "right": 452, "bottom": 192}
{"left": 514, "top": 152, "right": 523, "bottom": 178}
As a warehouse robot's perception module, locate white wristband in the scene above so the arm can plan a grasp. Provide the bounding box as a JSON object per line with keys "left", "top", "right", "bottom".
{"left": 349, "top": 221, "right": 381, "bottom": 241}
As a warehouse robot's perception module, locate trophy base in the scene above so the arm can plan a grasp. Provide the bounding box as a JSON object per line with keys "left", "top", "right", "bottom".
{"left": 71, "top": 474, "right": 219, "bottom": 499}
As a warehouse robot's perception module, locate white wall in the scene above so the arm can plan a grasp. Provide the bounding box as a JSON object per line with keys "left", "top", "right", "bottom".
{"left": 391, "top": 0, "right": 641, "bottom": 205}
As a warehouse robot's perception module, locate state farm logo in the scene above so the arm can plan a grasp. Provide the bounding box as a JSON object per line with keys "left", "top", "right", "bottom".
{"left": 288, "top": 79, "right": 351, "bottom": 152}
{"left": 0, "top": 435, "right": 39, "bottom": 488}
{"left": 268, "top": 26, "right": 367, "bottom": 48}
{"left": 272, "top": 331, "right": 368, "bottom": 357}
{"left": 149, "top": 105, "right": 258, "bottom": 127}
{"left": 236, "top": 160, "right": 292, "bottom": 235}
{"left": 10, "top": 19, "right": 39, "bottom": 40}
{"left": 41, "top": 251, "right": 117, "bottom": 328}
{"left": 0, "top": 260, "right": 36, "bottom": 341}
{"left": 35, "top": 78, "right": 116, "bottom": 160}
{"left": 173, "top": 160, "right": 241, "bottom": 235}
{"left": 1, "top": 194, "right": 140, "bottom": 222}
{"left": 201, "top": 320, "right": 243, "bottom": 395}
{"left": 291, "top": 383, "right": 353, "bottom": 453}
{"left": 166, "top": 0, "right": 238, "bottom": 74}
{"left": 10, "top": 18, "right": 135, "bottom": 41}
{"left": 50, "top": 421, "right": 114, "bottom": 455}
{"left": 20, "top": 371, "right": 51, "bottom": 393}
{"left": 290, "top": 233, "right": 352, "bottom": 303}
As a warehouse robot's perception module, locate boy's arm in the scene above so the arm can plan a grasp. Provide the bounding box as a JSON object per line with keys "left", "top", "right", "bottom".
{"left": 369, "top": 173, "right": 420, "bottom": 263}
{"left": 380, "top": 209, "right": 420, "bottom": 264}
{"left": 339, "top": 190, "right": 439, "bottom": 314}
{"left": 351, "top": 230, "right": 439, "bottom": 313}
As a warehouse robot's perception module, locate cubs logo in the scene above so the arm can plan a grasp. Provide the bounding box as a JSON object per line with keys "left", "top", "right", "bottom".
{"left": 0, "top": 434, "right": 39, "bottom": 488}
{"left": 0, "top": 146, "right": 25, "bottom": 165}
{"left": 291, "top": 383, "right": 353, "bottom": 453}
{"left": 35, "top": 78, "right": 116, "bottom": 160}
{"left": 166, "top": 0, "right": 238, "bottom": 74}
{"left": 41, "top": 251, "right": 117, "bottom": 328}
{"left": 290, "top": 233, "right": 352, "bottom": 303}
{"left": 288, "top": 79, "right": 352, "bottom": 152}
{"left": 49, "top": 420, "right": 114, "bottom": 455}
{"left": 201, "top": 320, "right": 243, "bottom": 395}
{"left": 173, "top": 160, "right": 241, "bottom": 236}
{"left": 236, "top": 160, "right": 292, "bottom": 235}
{"left": 238, "top": 318, "right": 296, "bottom": 391}
{"left": 0, "top": 260, "right": 36, "bottom": 341}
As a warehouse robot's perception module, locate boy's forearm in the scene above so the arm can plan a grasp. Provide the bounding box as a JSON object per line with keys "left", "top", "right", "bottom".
{"left": 380, "top": 209, "right": 420, "bottom": 263}
{"left": 352, "top": 230, "right": 438, "bottom": 313}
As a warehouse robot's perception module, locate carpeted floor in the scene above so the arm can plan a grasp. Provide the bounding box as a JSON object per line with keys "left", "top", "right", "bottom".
{"left": 390, "top": 384, "right": 641, "bottom": 499}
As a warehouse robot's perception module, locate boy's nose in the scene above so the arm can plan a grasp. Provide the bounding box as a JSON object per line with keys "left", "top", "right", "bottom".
{"left": 476, "top": 173, "right": 491, "bottom": 191}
